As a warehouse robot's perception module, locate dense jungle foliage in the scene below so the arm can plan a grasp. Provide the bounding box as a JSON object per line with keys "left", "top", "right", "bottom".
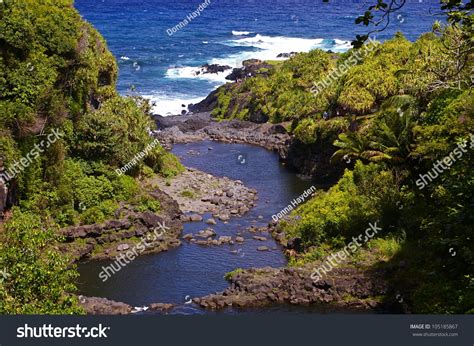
{"left": 0, "top": 0, "right": 183, "bottom": 313}
{"left": 215, "top": 17, "right": 473, "bottom": 313}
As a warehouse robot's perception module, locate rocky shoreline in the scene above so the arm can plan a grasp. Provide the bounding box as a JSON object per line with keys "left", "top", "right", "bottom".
{"left": 79, "top": 296, "right": 174, "bottom": 315}
{"left": 60, "top": 188, "right": 183, "bottom": 262}
{"left": 154, "top": 112, "right": 290, "bottom": 154}
{"left": 193, "top": 265, "right": 389, "bottom": 312}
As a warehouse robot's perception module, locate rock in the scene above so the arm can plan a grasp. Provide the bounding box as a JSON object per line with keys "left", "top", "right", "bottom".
{"left": 183, "top": 233, "right": 194, "bottom": 241}
{"left": 235, "top": 236, "right": 245, "bottom": 243}
{"left": 148, "top": 303, "right": 174, "bottom": 312}
{"left": 188, "top": 214, "right": 203, "bottom": 222}
{"left": 79, "top": 296, "right": 132, "bottom": 315}
{"left": 139, "top": 211, "right": 164, "bottom": 228}
{"left": 226, "top": 191, "right": 234, "bottom": 198}
{"left": 218, "top": 236, "right": 232, "bottom": 243}
{"left": 253, "top": 236, "right": 267, "bottom": 241}
{"left": 225, "top": 59, "right": 274, "bottom": 82}
{"left": 287, "top": 237, "right": 303, "bottom": 251}
{"left": 257, "top": 246, "right": 269, "bottom": 251}
{"left": 196, "top": 228, "right": 216, "bottom": 238}
{"left": 205, "top": 218, "right": 217, "bottom": 225}
{"left": 217, "top": 214, "right": 230, "bottom": 221}
{"left": 188, "top": 89, "right": 220, "bottom": 113}
{"left": 198, "top": 63, "right": 232, "bottom": 75}
{"left": 276, "top": 52, "right": 297, "bottom": 58}
{"left": 117, "top": 244, "right": 130, "bottom": 251}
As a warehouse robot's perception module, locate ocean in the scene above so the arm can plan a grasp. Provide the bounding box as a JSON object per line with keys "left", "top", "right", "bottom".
{"left": 75, "top": 0, "right": 441, "bottom": 116}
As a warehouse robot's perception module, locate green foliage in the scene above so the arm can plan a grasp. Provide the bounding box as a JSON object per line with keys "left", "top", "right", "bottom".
{"left": 145, "top": 146, "right": 185, "bottom": 178}
{"left": 0, "top": 209, "right": 83, "bottom": 314}
{"left": 0, "top": 0, "right": 184, "bottom": 315}
{"left": 333, "top": 95, "right": 418, "bottom": 166}
{"left": 133, "top": 195, "right": 161, "bottom": 213}
{"left": 283, "top": 162, "right": 402, "bottom": 245}
{"left": 180, "top": 189, "right": 195, "bottom": 198}
{"left": 224, "top": 268, "right": 244, "bottom": 280}
{"left": 213, "top": 49, "right": 334, "bottom": 122}
{"left": 293, "top": 117, "right": 349, "bottom": 145}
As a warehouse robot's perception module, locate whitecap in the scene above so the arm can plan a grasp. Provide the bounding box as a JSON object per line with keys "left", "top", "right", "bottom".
{"left": 120, "top": 56, "right": 130, "bottom": 61}
{"left": 142, "top": 92, "right": 206, "bottom": 116}
{"left": 165, "top": 65, "right": 231, "bottom": 83}
{"left": 232, "top": 30, "right": 252, "bottom": 36}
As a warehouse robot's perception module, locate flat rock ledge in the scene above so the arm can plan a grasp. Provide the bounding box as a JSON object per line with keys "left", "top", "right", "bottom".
{"left": 193, "top": 265, "right": 388, "bottom": 311}
{"left": 150, "top": 168, "right": 257, "bottom": 219}
{"left": 79, "top": 296, "right": 174, "bottom": 315}
{"left": 154, "top": 112, "right": 290, "bottom": 154}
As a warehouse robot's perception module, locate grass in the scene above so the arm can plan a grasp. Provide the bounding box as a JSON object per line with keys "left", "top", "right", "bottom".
{"left": 180, "top": 189, "right": 196, "bottom": 199}
{"left": 224, "top": 268, "right": 244, "bottom": 280}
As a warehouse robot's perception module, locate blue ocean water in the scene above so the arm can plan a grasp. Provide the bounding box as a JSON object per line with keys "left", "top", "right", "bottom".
{"left": 75, "top": 0, "right": 441, "bottom": 115}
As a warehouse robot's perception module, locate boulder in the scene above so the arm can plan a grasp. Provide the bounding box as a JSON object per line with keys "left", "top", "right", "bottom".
{"left": 205, "top": 218, "right": 217, "bottom": 225}
{"left": 197, "top": 63, "right": 232, "bottom": 75}
{"left": 253, "top": 236, "right": 267, "bottom": 241}
{"left": 188, "top": 214, "right": 203, "bottom": 222}
{"left": 183, "top": 233, "right": 194, "bottom": 241}
{"left": 139, "top": 211, "right": 164, "bottom": 228}
{"left": 117, "top": 243, "right": 130, "bottom": 251}
{"left": 196, "top": 228, "right": 216, "bottom": 238}
{"left": 218, "top": 236, "right": 232, "bottom": 243}
{"left": 217, "top": 214, "right": 230, "bottom": 221}
{"left": 276, "top": 52, "right": 297, "bottom": 58}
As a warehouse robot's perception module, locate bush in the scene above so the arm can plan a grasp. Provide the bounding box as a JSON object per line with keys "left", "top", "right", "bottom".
{"left": 283, "top": 161, "right": 402, "bottom": 246}
{"left": 0, "top": 209, "right": 83, "bottom": 314}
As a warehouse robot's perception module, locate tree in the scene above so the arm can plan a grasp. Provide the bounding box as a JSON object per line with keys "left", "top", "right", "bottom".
{"left": 346, "top": 0, "right": 474, "bottom": 47}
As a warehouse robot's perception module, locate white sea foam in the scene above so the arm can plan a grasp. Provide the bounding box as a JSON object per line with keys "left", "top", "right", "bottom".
{"left": 158, "top": 34, "right": 352, "bottom": 115}
{"left": 142, "top": 92, "right": 205, "bottom": 116}
{"left": 165, "top": 34, "right": 351, "bottom": 82}
{"left": 232, "top": 30, "right": 252, "bottom": 36}
{"left": 120, "top": 56, "right": 130, "bottom": 61}
{"left": 165, "top": 65, "right": 230, "bottom": 83}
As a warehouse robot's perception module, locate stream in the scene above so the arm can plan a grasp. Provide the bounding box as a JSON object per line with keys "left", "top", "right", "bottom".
{"left": 77, "top": 140, "right": 320, "bottom": 314}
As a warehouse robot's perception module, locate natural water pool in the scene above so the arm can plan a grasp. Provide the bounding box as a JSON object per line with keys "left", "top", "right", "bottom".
{"left": 77, "top": 140, "right": 318, "bottom": 314}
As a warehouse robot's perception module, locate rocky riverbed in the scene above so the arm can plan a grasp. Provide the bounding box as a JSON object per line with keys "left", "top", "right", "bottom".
{"left": 149, "top": 167, "right": 258, "bottom": 220}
